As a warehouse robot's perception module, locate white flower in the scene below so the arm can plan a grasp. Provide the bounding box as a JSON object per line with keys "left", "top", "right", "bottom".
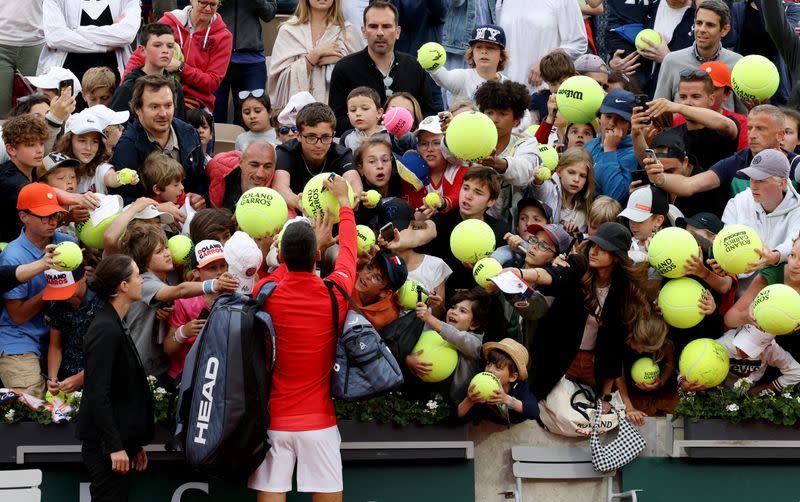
{"left": 155, "top": 387, "right": 167, "bottom": 395}
{"left": 72, "top": 391, "right": 82, "bottom": 399}
{"left": 784, "top": 392, "right": 793, "bottom": 399}
{"left": 759, "top": 388, "right": 776, "bottom": 397}
{"left": 796, "top": 397, "right": 800, "bottom": 405}
{"left": 4, "top": 409, "right": 15, "bottom": 422}
{"left": 147, "top": 375, "right": 157, "bottom": 384}
{"left": 426, "top": 400, "right": 439, "bottom": 410}
{"left": 726, "top": 404, "right": 739, "bottom": 412}
{"left": 733, "top": 378, "right": 753, "bottom": 392}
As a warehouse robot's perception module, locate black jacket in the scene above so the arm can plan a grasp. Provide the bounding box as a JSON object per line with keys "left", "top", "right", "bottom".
{"left": 110, "top": 67, "right": 186, "bottom": 121}
{"left": 109, "top": 117, "right": 205, "bottom": 205}
{"left": 218, "top": 0, "right": 277, "bottom": 53}
{"left": 76, "top": 302, "right": 154, "bottom": 453}
{"left": 328, "top": 48, "right": 437, "bottom": 136}
{"left": 275, "top": 138, "right": 356, "bottom": 194}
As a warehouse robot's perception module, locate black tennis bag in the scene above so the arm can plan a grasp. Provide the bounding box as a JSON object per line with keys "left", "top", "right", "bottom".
{"left": 172, "top": 282, "right": 277, "bottom": 480}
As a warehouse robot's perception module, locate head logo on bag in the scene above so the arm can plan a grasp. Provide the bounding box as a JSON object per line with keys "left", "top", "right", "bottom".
{"left": 193, "top": 357, "right": 219, "bottom": 445}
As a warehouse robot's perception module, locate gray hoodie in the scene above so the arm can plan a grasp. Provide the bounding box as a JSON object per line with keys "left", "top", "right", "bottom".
{"left": 218, "top": 0, "right": 276, "bottom": 53}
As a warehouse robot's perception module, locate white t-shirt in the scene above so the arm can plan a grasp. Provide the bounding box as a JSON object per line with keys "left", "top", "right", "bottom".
{"left": 407, "top": 254, "right": 453, "bottom": 295}
{"left": 430, "top": 68, "right": 508, "bottom": 100}
{"left": 76, "top": 162, "right": 113, "bottom": 195}
{"left": 653, "top": 1, "right": 691, "bottom": 45}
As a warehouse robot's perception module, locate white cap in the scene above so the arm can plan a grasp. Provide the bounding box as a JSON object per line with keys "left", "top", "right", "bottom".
{"left": 65, "top": 110, "right": 107, "bottom": 138}
{"left": 277, "top": 91, "right": 315, "bottom": 126}
{"left": 25, "top": 67, "right": 82, "bottom": 94}
{"left": 131, "top": 204, "right": 175, "bottom": 225}
{"left": 415, "top": 115, "right": 442, "bottom": 136}
{"left": 89, "top": 193, "right": 124, "bottom": 226}
{"left": 619, "top": 186, "right": 669, "bottom": 222}
{"left": 86, "top": 104, "right": 129, "bottom": 126}
{"left": 733, "top": 324, "right": 775, "bottom": 358}
{"left": 224, "top": 231, "right": 263, "bottom": 295}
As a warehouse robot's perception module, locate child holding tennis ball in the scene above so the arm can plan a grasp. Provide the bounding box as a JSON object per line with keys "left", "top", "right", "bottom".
{"left": 412, "top": 288, "right": 489, "bottom": 402}
{"left": 529, "top": 147, "right": 595, "bottom": 234}
{"left": 458, "top": 338, "right": 539, "bottom": 424}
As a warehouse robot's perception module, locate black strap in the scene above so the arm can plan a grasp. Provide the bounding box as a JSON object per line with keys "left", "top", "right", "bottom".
{"left": 325, "top": 281, "right": 340, "bottom": 338}
{"left": 324, "top": 280, "right": 367, "bottom": 317}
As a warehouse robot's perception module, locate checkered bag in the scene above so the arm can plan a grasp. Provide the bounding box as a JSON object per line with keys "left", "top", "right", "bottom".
{"left": 590, "top": 399, "right": 646, "bottom": 472}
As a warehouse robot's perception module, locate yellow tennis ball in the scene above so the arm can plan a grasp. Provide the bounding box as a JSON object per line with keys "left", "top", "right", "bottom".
{"left": 365, "top": 189, "right": 381, "bottom": 207}
{"left": 679, "top": 338, "right": 730, "bottom": 388}
{"left": 53, "top": 241, "right": 82, "bottom": 271}
{"left": 300, "top": 172, "right": 355, "bottom": 223}
{"left": 635, "top": 29, "right": 662, "bottom": 52}
{"left": 535, "top": 167, "right": 552, "bottom": 182}
{"left": 235, "top": 187, "right": 289, "bottom": 238}
{"left": 555, "top": 75, "right": 605, "bottom": 125}
{"left": 648, "top": 227, "right": 698, "bottom": 278}
{"left": 731, "top": 55, "right": 780, "bottom": 101}
{"left": 412, "top": 330, "right": 458, "bottom": 382}
{"left": 712, "top": 224, "right": 763, "bottom": 275}
{"left": 658, "top": 277, "right": 706, "bottom": 329}
{"left": 356, "top": 225, "right": 376, "bottom": 255}
{"left": 417, "top": 42, "right": 447, "bottom": 71}
{"left": 0, "top": 242, "right": 7, "bottom": 252}
{"left": 117, "top": 168, "right": 136, "bottom": 185}
{"left": 168, "top": 235, "right": 193, "bottom": 266}
{"left": 450, "top": 219, "right": 496, "bottom": 264}
{"left": 631, "top": 357, "right": 660, "bottom": 384}
{"left": 397, "top": 279, "right": 428, "bottom": 310}
{"left": 444, "top": 111, "right": 498, "bottom": 162}
{"left": 77, "top": 213, "right": 119, "bottom": 250}
{"left": 473, "top": 257, "right": 502, "bottom": 287}
{"left": 424, "top": 192, "right": 443, "bottom": 209}
{"left": 538, "top": 144, "right": 559, "bottom": 170}
{"left": 526, "top": 124, "right": 540, "bottom": 137}
{"left": 470, "top": 371, "right": 501, "bottom": 401}
{"left": 752, "top": 284, "right": 800, "bottom": 335}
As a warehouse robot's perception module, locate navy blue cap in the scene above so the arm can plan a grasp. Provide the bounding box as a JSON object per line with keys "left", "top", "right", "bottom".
{"left": 600, "top": 89, "right": 635, "bottom": 122}
{"left": 469, "top": 24, "right": 506, "bottom": 49}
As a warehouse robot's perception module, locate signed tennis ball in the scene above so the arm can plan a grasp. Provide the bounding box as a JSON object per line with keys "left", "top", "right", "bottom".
{"left": 300, "top": 172, "right": 355, "bottom": 223}
{"left": 751, "top": 284, "right": 800, "bottom": 335}
{"left": 397, "top": 279, "right": 428, "bottom": 310}
{"left": 679, "top": 338, "right": 730, "bottom": 388}
{"left": 417, "top": 42, "right": 447, "bottom": 71}
{"left": 53, "top": 241, "right": 82, "bottom": 271}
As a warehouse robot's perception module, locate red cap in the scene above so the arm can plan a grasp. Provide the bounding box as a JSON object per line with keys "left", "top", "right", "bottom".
{"left": 698, "top": 61, "right": 732, "bottom": 89}
{"left": 17, "top": 183, "right": 66, "bottom": 216}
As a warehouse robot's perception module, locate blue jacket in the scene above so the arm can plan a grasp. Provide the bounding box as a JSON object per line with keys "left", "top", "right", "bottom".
{"left": 110, "top": 118, "right": 205, "bottom": 205}
{"left": 391, "top": 0, "right": 448, "bottom": 56}
{"left": 441, "top": 0, "right": 495, "bottom": 55}
{"left": 585, "top": 135, "right": 637, "bottom": 202}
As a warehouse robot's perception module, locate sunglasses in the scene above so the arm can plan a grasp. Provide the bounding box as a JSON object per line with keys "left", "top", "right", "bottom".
{"left": 383, "top": 76, "right": 393, "bottom": 97}
{"left": 278, "top": 125, "right": 298, "bottom": 135}
{"left": 238, "top": 89, "right": 265, "bottom": 100}
{"left": 679, "top": 69, "right": 710, "bottom": 79}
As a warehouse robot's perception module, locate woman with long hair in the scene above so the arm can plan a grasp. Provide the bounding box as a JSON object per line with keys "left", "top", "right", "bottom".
{"left": 76, "top": 254, "right": 154, "bottom": 500}
{"left": 517, "top": 221, "right": 651, "bottom": 424}
{"left": 268, "top": 0, "right": 363, "bottom": 109}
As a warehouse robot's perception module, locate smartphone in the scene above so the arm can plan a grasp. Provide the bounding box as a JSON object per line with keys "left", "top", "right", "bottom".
{"left": 198, "top": 308, "right": 211, "bottom": 320}
{"left": 645, "top": 148, "right": 658, "bottom": 164}
{"left": 58, "top": 79, "right": 73, "bottom": 98}
{"left": 631, "top": 169, "right": 651, "bottom": 186}
{"left": 379, "top": 222, "right": 395, "bottom": 243}
{"left": 635, "top": 94, "right": 650, "bottom": 124}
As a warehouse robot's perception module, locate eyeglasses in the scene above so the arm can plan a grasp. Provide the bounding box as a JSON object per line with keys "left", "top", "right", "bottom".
{"left": 526, "top": 236, "right": 554, "bottom": 254}
{"left": 301, "top": 133, "right": 334, "bottom": 145}
{"left": 679, "top": 69, "right": 710, "bottom": 80}
{"left": 24, "top": 211, "right": 63, "bottom": 225}
{"left": 197, "top": 0, "right": 220, "bottom": 10}
{"left": 278, "top": 125, "right": 298, "bottom": 135}
{"left": 238, "top": 89, "right": 265, "bottom": 100}
{"left": 417, "top": 140, "right": 442, "bottom": 150}
{"left": 383, "top": 76, "right": 394, "bottom": 97}
{"left": 362, "top": 263, "right": 387, "bottom": 285}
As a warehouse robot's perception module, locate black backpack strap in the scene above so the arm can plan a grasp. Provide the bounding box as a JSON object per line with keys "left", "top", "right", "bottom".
{"left": 324, "top": 280, "right": 341, "bottom": 337}
{"left": 325, "top": 280, "right": 366, "bottom": 316}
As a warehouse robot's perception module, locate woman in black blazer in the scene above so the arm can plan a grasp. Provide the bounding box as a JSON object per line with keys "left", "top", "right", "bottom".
{"left": 77, "top": 254, "right": 154, "bottom": 501}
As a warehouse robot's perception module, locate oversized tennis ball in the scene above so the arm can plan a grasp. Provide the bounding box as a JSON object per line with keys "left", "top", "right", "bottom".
{"left": 470, "top": 371, "right": 501, "bottom": 401}
{"left": 53, "top": 241, "right": 82, "bottom": 271}
{"left": 752, "top": 284, "right": 800, "bottom": 335}
{"left": 731, "top": 55, "right": 780, "bottom": 101}
{"left": 635, "top": 29, "right": 662, "bottom": 52}
{"left": 412, "top": 330, "right": 458, "bottom": 382}
{"left": 0, "top": 242, "right": 7, "bottom": 252}
{"left": 117, "top": 168, "right": 136, "bottom": 185}
{"left": 538, "top": 144, "right": 559, "bottom": 170}
{"left": 658, "top": 277, "right": 706, "bottom": 329}
{"left": 535, "top": 167, "right": 552, "bottom": 182}
{"left": 444, "top": 111, "right": 498, "bottom": 162}
{"left": 631, "top": 357, "right": 660, "bottom": 384}
{"left": 424, "top": 192, "right": 442, "bottom": 209}
{"left": 364, "top": 189, "right": 381, "bottom": 207}
{"left": 450, "top": 219, "right": 496, "bottom": 264}
{"left": 417, "top": 42, "right": 447, "bottom": 71}
{"left": 555, "top": 75, "right": 604, "bottom": 125}
{"left": 356, "top": 225, "right": 376, "bottom": 255}
{"left": 648, "top": 227, "right": 698, "bottom": 278}
{"left": 397, "top": 279, "right": 428, "bottom": 310}
{"left": 526, "top": 124, "right": 539, "bottom": 137}
{"left": 235, "top": 186, "right": 289, "bottom": 238}
{"left": 300, "top": 172, "right": 355, "bottom": 223}
{"left": 168, "top": 235, "right": 193, "bottom": 266}
{"left": 712, "top": 224, "right": 763, "bottom": 275}
{"left": 383, "top": 107, "right": 414, "bottom": 137}
{"left": 679, "top": 338, "right": 730, "bottom": 388}
{"left": 473, "top": 257, "right": 502, "bottom": 287}
{"left": 77, "top": 213, "right": 119, "bottom": 250}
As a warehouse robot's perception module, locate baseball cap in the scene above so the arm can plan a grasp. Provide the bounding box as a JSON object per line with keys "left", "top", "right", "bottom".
{"left": 516, "top": 197, "right": 553, "bottom": 223}
{"left": 131, "top": 204, "right": 175, "bottom": 225}
{"left": 733, "top": 324, "right": 775, "bottom": 358}
{"left": 586, "top": 222, "right": 632, "bottom": 253}
{"left": 414, "top": 115, "right": 443, "bottom": 136}
{"left": 699, "top": 61, "right": 732, "bottom": 89}
{"left": 24, "top": 67, "right": 82, "bottom": 94}
{"left": 650, "top": 128, "right": 687, "bottom": 159}
{"left": 86, "top": 104, "right": 129, "bottom": 126}
{"left": 526, "top": 223, "right": 572, "bottom": 255}
{"left": 376, "top": 197, "right": 414, "bottom": 232}
{"left": 676, "top": 212, "right": 724, "bottom": 234}
{"left": 277, "top": 91, "right": 315, "bottom": 126}
{"left": 737, "top": 148, "right": 790, "bottom": 180}
{"left": 191, "top": 239, "right": 225, "bottom": 269}
{"left": 65, "top": 110, "right": 107, "bottom": 138}
{"left": 469, "top": 24, "right": 506, "bottom": 49}
{"left": 224, "top": 231, "right": 263, "bottom": 295}
{"left": 599, "top": 89, "right": 635, "bottom": 122}
{"left": 43, "top": 265, "right": 85, "bottom": 301}
{"left": 38, "top": 152, "right": 79, "bottom": 177}
{"left": 17, "top": 183, "right": 67, "bottom": 216}
{"left": 375, "top": 252, "right": 408, "bottom": 291}
{"left": 619, "top": 185, "right": 669, "bottom": 222}
{"left": 575, "top": 54, "right": 610, "bottom": 75}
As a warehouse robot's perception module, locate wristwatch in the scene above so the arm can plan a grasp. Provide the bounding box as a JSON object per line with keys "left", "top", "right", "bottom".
{"left": 176, "top": 61, "right": 186, "bottom": 73}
